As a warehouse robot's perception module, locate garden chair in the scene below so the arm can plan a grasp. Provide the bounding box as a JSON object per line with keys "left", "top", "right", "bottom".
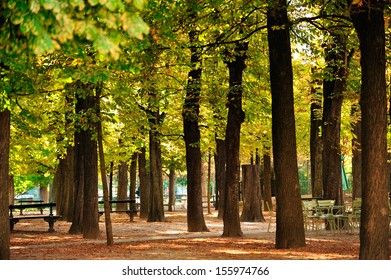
{"left": 314, "top": 200, "right": 337, "bottom": 233}
{"left": 302, "top": 200, "right": 318, "bottom": 231}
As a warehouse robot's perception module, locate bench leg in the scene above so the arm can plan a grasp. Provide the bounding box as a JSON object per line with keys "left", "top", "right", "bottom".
{"left": 45, "top": 217, "right": 56, "bottom": 232}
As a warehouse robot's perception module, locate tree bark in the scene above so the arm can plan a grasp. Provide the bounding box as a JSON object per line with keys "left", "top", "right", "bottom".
{"left": 310, "top": 78, "right": 323, "bottom": 198}
{"left": 69, "top": 81, "right": 100, "bottom": 239}
{"left": 267, "top": 0, "right": 306, "bottom": 248}
{"left": 222, "top": 42, "right": 248, "bottom": 237}
{"left": 262, "top": 152, "right": 272, "bottom": 211}
{"left": 54, "top": 146, "right": 74, "bottom": 221}
{"left": 240, "top": 165, "right": 265, "bottom": 222}
{"left": 0, "top": 109, "right": 10, "bottom": 260}
{"left": 96, "top": 86, "right": 114, "bottom": 246}
{"left": 350, "top": 0, "right": 389, "bottom": 260}
{"left": 321, "top": 40, "right": 348, "bottom": 206}
{"left": 215, "top": 137, "right": 226, "bottom": 218}
{"left": 351, "top": 104, "right": 362, "bottom": 199}
{"left": 138, "top": 147, "right": 149, "bottom": 219}
{"left": 168, "top": 168, "right": 176, "bottom": 212}
{"left": 147, "top": 108, "right": 165, "bottom": 222}
{"left": 129, "top": 151, "right": 138, "bottom": 215}
{"left": 117, "top": 143, "right": 128, "bottom": 211}
{"left": 182, "top": 20, "right": 208, "bottom": 231}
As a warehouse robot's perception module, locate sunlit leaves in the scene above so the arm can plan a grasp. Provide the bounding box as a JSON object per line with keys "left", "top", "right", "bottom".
{"left": 1, "top": 0, "right": 149, "bottom": 58}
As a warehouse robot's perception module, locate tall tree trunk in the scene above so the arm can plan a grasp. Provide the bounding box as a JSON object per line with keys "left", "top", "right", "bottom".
{"left": 351, "top": 104, "right": 362, "bottom": 199}
{"left": 0, "top": 109, "right": 10, "bottom": 260}
{"left": 310, "top": 77, "right": 323, "bottom": 197}
{"left": 96, "top": 85, "right": 114, "bottom": 246}
{"left": 138, "top": 147, "right": 149, "bottom": 219}
{"left": 69, "top": 81, "right": 100, "bottom": 239}
{"left": 267, "top": 0, "right": 306, "bottom": 248}
{"left": 182, "top": 20, "right": 208, "bottom": 231}
{"left": 54, "top": 146, "right": 74, "bottom": 221}
{"left": 148, "top": 108, "right": 165, "bottom": 222}
{"left": 117, "top": 140, "right": 128, "bottom": 211}
{"left": 168, "top": 168, "right": 176, "bottom": 212}
{"left": 321, "top": 40, "right": 348, "bottom": 206}
{"left": 240, "top": 165, "right": 265, "bottom": 222}
{"left": 263, "top": 152, "right": 272, "bottom": 211}
{"left": 350, "top": 0, "right": 389, "bottom": 260}
{"left": 215, "top": 137, "right": 226, "bottom": 218}
{"left": 222, "top": 42, "right": 248, "bottom": 237}
{"left": 129, "top": 151, "right": 138, "bottom": 214}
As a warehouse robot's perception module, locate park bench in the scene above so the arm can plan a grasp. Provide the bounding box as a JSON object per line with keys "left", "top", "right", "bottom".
{"left": 98, "top": 199, "right": 138, "bottom": 221}
{"left": 17, "top": 199, "right": 44, "bottom": 215}
{"left": 9, "top": 202, "right": 62, "bottom": 233}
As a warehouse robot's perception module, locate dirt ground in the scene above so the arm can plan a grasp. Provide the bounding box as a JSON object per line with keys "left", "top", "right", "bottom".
{"left": 9, "top": 208, "right": 391, "bottom": 260}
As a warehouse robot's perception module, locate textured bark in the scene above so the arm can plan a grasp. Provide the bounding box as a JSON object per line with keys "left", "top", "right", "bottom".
{"left": 321, "top": 41, "right": 347, "bottom": 206}
{"left": 262, "top": 153, "right": 272, "bottom": 211}
{"left": 222, "top": 42, "right": 247, "bottom": 237}
{"left": 54, "top": 146, "right": 74, "bottom": 221}
{"left": 240, "top": 165, "right": 265, "bottom": 222}
{"left": 215, "top": 138, "right": 226, "bottom": 219}
{"left": 0, "top": 109, "right": 10, "bottom": 260}
{"left": 182, "top": 14, "right": 208, "bottom": 231}
{"left": 168, "top": 169, "right": 176, "bottom": 212}
{"left": 147, "top": 109, "right": 165, "bottom": 222}
{"left": 138, "top": 147, "right": 149, "bottom": 219}
{"left": 351, "top": 104, "right": 362, "bottom": 199}
{"left": 96, "top": 87, "right": 114, "bottom": 246}
{"left": 129, "top": 151, "right": 138, "bottom": 214}
{"left": 117, "top": 144, "right": 129, "bottom": 211}
{"left": 350, "top": 0, "right": 389, "bottom": 260}
{"left": 69, "top": 82, "right": 100, "bottom": 239}
{"left": 267, "top": 0, "right": 306, "bottom": 248}
{"left": 310, "top": 81, "right": 323, "bottom": 197}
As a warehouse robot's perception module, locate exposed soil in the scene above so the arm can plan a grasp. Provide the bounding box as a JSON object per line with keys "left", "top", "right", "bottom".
{"left": 9, "top": 209, "right": 391, "bottom": 260}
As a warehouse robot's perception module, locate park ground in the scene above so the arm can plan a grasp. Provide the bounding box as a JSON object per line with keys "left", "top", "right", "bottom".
{"left": 9, "top": 208, "right": 391, "bottom": 260}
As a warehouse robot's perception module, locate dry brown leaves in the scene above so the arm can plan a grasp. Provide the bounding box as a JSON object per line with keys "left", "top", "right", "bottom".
{"left": 9, "top": 210, "right": 390, "bottom": 260}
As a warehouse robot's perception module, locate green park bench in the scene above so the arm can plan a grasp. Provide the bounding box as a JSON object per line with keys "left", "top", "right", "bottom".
{"left": 9, "top": 202, "right": 62, "bottom": 233}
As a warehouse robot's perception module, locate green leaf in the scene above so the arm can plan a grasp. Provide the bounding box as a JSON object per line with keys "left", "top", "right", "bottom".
{"left": 133, "top": 0, "right": 145, "bottom": 10}
{"left": 121, "top": 13, "right": 149, "bottom": 39}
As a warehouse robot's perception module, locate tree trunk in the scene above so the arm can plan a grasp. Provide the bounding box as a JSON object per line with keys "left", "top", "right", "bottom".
{"left": 96, "top": 86, "right": 114, "bottom": 246}
{"left": 147, "top": 109, "right": 165, "bottom": 222}
{"left": 267, "top": 0, "right": 306, "bottom": 248}
{"left": 321, "top": 41, "right": 347, "bottom": 206}
{"left": 215, "top": 137, "right": 226, "bottom": 218}
{"left": 129, "top": 151, "right": 138, "bottom": 215}
{"left": 351, "top": 104, "right": 362, "bottom": 199}
{"left": 138, "top": 147, "right": 149, "bottom": 219}
{"left": 310, "top": 78, "right": 323, "bottom": 198}
{"left": 262, "top": 152, "right": 272, "bottom": 211}
{"left": 69, "top": 81, "right": 100, "bottom": 239}
{"left": 168, "top": 168, "right": 176, "bottom": 212}
{"left": 182, "top": 24, "right": 208, "bottom": 232}
{"left": 117, "top": 148, "right": 128, "bottom": 211}
{"left": 0, "top": 109, "right": 10, "bottom": 260}
{"left": 54, "top": 146, "right": 74, "bottom": 221}
{"left": 350, "top": 0, "right": 390, "bottom": 260}
{"left": 222, "top": 42, "right": 248, "bottom": 237}
{"left": 240, "top": 165, "right": 265, "bottom": 222}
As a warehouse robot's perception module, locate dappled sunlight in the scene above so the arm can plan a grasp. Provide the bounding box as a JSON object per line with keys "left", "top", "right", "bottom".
{"left": 10, "top": 209, "right": 389, "bottom": 260}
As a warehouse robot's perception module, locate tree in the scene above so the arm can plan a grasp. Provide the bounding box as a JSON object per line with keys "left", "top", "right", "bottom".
{"left": 349, "top": 0, "right": 390, "bottom": 260}
{"left": 240, "top": 164, "right": 265, "bottom": 222}
{"left": 182, "top": 1, "right": 209, "bottom": 232}
{"left": 68, "top": 81, "right": 100, "bottom": 239}
{"left": 222, "top": 42, "right": 248, "bottom": 237}
{"left": 267, "top": 0, "right": 306, "bottom": 248}
{"left": 0, "top": 108, "right": 10, "bottom": 260}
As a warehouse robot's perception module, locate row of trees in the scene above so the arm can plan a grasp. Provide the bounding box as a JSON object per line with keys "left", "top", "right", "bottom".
{"left": 1, "top": 0, "right": 390, "bottom": 259}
